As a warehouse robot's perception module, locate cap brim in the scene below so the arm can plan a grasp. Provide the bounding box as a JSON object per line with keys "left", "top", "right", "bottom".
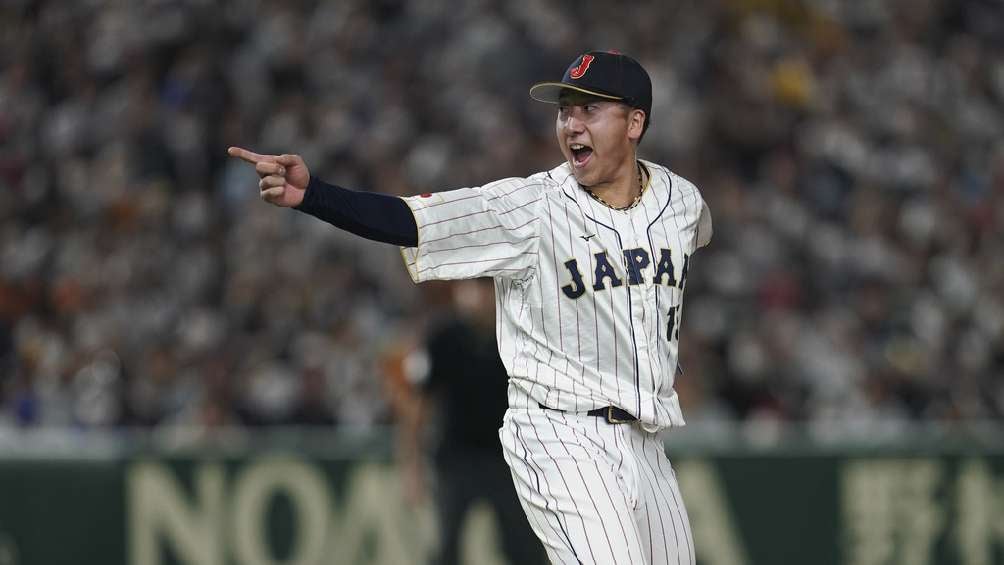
{"left": 529, "top": 82, "right": 624, "bottom": 104}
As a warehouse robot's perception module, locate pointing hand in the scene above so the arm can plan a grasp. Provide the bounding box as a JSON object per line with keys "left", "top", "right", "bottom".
{"left": 227, "top": 146, "right": 310, "bottom": 208}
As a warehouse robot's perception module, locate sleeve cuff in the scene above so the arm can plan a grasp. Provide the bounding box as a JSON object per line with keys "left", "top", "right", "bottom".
{"left": 294, "top": 176, "right": 325, "bottom": 213}
{"left": 398, "top": 197, "right": 423, "bottom": 283}
{"left": 696, "top": 199, "right": 713, "bottom": 249}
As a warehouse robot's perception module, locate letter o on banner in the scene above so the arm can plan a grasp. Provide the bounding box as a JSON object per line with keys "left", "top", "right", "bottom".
{"left": 231, "top": 457, "right": 330, "bottom": 565}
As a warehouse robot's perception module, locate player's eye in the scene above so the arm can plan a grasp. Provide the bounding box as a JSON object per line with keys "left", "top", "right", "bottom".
{"left": 584, "top": 104, "right": 598, "bottom": 113}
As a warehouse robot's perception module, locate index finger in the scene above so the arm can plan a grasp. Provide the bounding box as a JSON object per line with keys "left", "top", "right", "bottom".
{"left": 227, "top": 146, "right": 274, "bottom": 165}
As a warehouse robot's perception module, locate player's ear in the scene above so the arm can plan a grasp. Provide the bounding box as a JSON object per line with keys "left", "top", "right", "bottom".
{"left": 627, "top": 108, "right": 645, "bottom": 143}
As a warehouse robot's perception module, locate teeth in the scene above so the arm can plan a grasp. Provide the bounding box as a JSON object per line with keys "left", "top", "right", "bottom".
{"left": 571, "top": 144, "right": 585, "bottom": 150}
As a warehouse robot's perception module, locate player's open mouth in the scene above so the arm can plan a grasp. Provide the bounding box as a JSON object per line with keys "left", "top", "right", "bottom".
{"left": 570, "top": 143, "right": 593, "bottom": 167}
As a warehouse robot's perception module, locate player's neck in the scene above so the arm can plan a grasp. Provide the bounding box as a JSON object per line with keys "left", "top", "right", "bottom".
{"left": 583, "top": 157, "right": 644, "bottom": 210}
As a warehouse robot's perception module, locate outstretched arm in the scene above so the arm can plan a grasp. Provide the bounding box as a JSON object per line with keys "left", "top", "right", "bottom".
{"left": 227, "top": 146, "right": 418, "bottom": 247}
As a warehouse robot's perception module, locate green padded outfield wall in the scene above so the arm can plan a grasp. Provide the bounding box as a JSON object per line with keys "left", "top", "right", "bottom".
{"left": 0, "top": 431, "right": 1002, "bottom": 565}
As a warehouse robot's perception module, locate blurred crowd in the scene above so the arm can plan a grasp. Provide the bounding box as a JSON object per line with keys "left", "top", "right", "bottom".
{"left": 1, "top": 0, "right": 1002, "bottom": 433}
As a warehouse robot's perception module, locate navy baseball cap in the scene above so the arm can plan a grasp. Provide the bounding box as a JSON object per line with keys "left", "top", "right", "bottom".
{"left": 530, "top": 51, "right": 652, "bottom": 121}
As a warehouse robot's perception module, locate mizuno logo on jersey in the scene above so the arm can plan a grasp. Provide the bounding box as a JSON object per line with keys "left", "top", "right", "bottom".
{"left": 560, "top": 248, "right": 689, "bottom": 299}
{"left": 580, "top": 233, "right": 596, "bottom": 241}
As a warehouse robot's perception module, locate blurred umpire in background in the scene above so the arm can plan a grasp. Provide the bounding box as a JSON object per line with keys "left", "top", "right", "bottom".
{"left": 399, "top": 279, "right": 546, "bottom": 565}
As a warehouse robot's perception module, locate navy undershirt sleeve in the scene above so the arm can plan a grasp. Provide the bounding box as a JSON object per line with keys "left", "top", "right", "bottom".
{"left": 294, "top": 176, "right": 418, "bottom": 247}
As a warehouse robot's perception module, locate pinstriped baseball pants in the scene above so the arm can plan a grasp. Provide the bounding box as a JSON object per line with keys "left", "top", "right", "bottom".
{"left": 499, "top": 396, "right": 695, "bottom": 564}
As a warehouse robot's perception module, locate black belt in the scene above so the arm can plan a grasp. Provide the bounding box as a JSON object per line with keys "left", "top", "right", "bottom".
{"left": 538, "top": 403, "right": 637, "bottom": 424}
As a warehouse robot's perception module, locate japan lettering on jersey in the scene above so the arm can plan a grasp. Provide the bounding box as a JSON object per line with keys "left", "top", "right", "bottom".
{"left": 400, "top": 161, "right": 712, "bottom": 430}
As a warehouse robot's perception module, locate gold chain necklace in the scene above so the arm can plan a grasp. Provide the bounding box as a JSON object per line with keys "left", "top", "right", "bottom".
{"left": 585, "top": 163, "right": 647, "bottom": 211}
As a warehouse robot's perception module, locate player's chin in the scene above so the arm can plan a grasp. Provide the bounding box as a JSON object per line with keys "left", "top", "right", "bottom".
{"left": 569, "top": 163, "right": 596, "bottom": 185}
{"left": 568, "top": 166, "right": 587, "bottom": 184}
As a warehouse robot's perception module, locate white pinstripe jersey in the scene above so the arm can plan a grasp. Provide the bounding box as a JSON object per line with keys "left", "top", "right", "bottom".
{"left": 401, "top": 160, "right": 712, "bottom": 431}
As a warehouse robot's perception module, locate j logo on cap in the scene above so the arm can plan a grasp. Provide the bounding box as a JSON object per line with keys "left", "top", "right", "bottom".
{"left": 569, "top": 54, "right": 595, "bottom": 79}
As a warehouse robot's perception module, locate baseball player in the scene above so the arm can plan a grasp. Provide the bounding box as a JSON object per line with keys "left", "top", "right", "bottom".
{"left": 229, "top": 51, "right": 711, "bottom": 565}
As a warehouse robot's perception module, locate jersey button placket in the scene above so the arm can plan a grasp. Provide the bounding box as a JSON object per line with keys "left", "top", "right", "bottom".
{"left": 627, "top": 237, "right": 654, "bottom": 418}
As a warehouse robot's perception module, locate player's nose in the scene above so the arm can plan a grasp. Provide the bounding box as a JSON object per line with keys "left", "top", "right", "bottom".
{"left": 563, "top": 113, "right": 585, "bottom": 134}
